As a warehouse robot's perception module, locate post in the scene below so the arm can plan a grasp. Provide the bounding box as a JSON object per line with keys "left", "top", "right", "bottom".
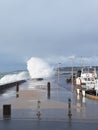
{"left": 16, "top": 82, "right": 19, "bottom": 98}
{"left": 69, "top": 56, "right": 74, "bottom": 93}
{"left": 47, "top": 82, "right": 51, "bottom": 98}
{"left": 71, "top": 58, "right": 74, "bottom": 93}
{"left": 58, "top": 63, "right": 61, "bottom": 84}
{"left": 16, "top": 82, "right": 19, "bottom": 92}
{"left": 36, "top": 100, "right": 41, "bottom": 120}
{"left": 68, "top": 98, "right": 72, "bottom": 118}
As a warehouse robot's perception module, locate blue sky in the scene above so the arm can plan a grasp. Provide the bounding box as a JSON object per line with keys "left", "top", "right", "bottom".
{"left": 0, "top": 0, "right": 98, "bottom": 72}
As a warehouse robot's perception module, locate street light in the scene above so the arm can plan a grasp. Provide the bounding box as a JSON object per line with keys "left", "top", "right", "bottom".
{"left": 69, "top": 56, "right": 74, "bottom": 92}
{"left": 68, "top": 56, "right": 74, "bottom": 116}
{"left": 70, "top": 60, "right": 73, "bottom": 89}
{"left": 58, "top": 63, "right": 61, "bottom": 84}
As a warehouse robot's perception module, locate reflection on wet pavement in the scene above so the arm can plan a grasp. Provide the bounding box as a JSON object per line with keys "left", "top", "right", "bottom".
{"left": 0, "top": 75, "right": 98, "bottom": 122}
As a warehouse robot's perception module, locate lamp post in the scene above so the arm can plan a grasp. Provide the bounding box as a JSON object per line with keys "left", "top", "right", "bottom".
{"left": 68, "top": 56, "right": 74, "bottom": 118}
{"left": 72, "top": 60, "right": 73, "bottom": 88}
{"left": 69, "top": 56, "right": 74, "bottom": 92}
{"left": 58, "top": 63, "right": 61, "bottom": 84}
{"left": 57, "top": 63, "right": 61, "bottom": 101}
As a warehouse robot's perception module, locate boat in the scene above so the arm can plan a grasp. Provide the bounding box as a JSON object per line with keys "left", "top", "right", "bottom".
{"left": 75, "top": 67, "right": 97, "bottom": 90}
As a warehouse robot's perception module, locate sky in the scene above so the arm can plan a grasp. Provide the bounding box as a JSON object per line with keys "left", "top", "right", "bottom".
{"left": 0, "top": 0, "right": 98, "bottom": 72}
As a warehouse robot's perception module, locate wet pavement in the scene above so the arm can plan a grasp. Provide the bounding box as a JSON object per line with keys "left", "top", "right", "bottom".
{"left": 0, "top": 120, "right": 98, "bottom": 130}
{"left": 0, "top": 75, "right": 98, "bottom": 129}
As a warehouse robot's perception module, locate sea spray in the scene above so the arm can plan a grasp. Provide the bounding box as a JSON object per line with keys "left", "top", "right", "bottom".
{"left": 27, "top": 57, "right": 53, "bottom": 79}
{"left": 0, "top": 71, "right": 29, "bottom": 85}
{"left": 0, "top": 57, "right": 53, "bottom": 85}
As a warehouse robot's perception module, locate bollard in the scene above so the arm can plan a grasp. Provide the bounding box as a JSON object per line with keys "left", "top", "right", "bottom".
{"left": 16, "top": 93, "right": 19, "bottom": 98}
{"left": 47, "top": 82, "right": 51, "bottom": 98}
{"left": 37, "top": 100, "right": 41, "bottom": 109}
{"left": 16, "top": 82, "right": 19, "bottom": 92}
{"left": 3, "top": 104, "right": 11, "bottom": 119}
{"left": 68, "top": 98, "right": 72, "bottom": 118}
{"left": 36, "top": 100, "right": 41, "bottom": 120}
{"left": 16, "top": 82, "right": 19, "bottom": 98}
{"left": 36, "top": 111, "right": 41, "bottom": 120}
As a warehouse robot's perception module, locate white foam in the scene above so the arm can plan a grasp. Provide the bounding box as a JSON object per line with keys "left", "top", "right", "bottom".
{"left": 0, "top": 71, "right": 29, "bottom": 85}
{"left": 27, "top": 57, "right": 53, "bottom": 79}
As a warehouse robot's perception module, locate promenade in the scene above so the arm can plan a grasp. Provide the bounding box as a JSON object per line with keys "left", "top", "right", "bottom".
{"left": 0, "top": 77, "right": 98, "bottom": 130}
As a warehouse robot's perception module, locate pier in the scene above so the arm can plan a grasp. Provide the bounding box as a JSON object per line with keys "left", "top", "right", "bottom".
{"left": 0, "top": 74, "right": 98, "bottom": 129}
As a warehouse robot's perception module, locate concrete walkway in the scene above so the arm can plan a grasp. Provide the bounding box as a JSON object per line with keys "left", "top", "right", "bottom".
{"left": 0, "top": 120, "right": 98, "bottom": 130}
